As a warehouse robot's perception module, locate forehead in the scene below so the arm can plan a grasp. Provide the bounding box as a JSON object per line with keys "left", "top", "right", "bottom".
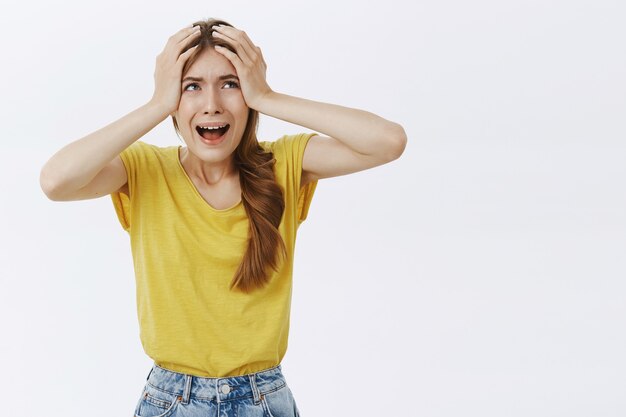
{"left": 185, "top": 48, "right": 236, "bottom": 78}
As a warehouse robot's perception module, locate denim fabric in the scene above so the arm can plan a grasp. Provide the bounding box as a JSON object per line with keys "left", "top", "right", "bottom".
{"left": 133, "top": 362, "right": 301, "bottom": 417}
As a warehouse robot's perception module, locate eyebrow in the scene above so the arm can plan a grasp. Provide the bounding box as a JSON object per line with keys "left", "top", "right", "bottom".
{"left": 182, "top": 74, "right": 239, "bottom": 83}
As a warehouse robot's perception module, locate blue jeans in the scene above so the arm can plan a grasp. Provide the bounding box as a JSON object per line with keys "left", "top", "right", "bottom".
{"left": 133, "top": 362, "right": 301, "bottom": 417}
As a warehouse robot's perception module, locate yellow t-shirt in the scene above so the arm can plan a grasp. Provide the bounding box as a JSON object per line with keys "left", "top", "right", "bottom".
{"left": 110, "top": 132, "right": 318, "bottom": 377}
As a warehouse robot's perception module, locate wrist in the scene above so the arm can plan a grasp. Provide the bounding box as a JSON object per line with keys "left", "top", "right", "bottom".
{"left": 145, "top": 99, "right": 174, "bottom": 121}
{"left": 250, "top": 89, "right": 277, "bottom": 113}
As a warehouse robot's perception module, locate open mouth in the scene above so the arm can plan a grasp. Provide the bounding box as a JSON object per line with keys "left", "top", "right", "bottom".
{"left": 195, "top": 124, "right": 230, "bottom": 142}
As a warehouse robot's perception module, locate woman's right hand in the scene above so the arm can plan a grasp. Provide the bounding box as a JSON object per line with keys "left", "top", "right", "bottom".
{"left": 149, "top": 25, "right": 202, "bottom": 115}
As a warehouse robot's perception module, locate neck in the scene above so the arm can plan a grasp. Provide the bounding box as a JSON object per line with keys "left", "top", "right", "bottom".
{"left": 179, "top": 147, "right": 238, "bottom": 186}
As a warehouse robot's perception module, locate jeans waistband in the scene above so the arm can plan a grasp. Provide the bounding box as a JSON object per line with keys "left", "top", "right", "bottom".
{"left": 145, "top": 362, "right": 286, "bottom": 405}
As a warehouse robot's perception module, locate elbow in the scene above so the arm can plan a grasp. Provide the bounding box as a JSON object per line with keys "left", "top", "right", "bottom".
{"left": 387, "top": 124, "right": 407, "bottom": 161}
{"left": 40, "top": 178, "right": 56, "bottom": 201}
{"left": 39, "top": 169, "right": 60, "bottom": 201}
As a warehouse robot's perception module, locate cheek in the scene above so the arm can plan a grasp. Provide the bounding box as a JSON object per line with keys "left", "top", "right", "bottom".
{"left": 175, "top": 103, "right": 194, "bottom": 124}
{"left": 223, "top": 95, "right": 244, "bottom": 109}
{"left": 228, "top": 99, "right": 249, "bottom": 120}
{"left": 177, "top": 97, "right": 192, "bottom": 111}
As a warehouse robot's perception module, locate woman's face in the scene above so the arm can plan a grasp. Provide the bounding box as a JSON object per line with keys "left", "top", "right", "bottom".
{"left": 174, "top": 47, "right": 249, "bottom": 164}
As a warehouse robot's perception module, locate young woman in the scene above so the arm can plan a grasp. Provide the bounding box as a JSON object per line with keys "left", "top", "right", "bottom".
{"left": 40, "top": 17, "right": 406, "bottom": 417}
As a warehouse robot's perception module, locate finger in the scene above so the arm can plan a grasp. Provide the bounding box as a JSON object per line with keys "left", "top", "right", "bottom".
{"left": 217, "top": 26, "right": 258, "bottom": 64}
{"left": 234, "top": 32, "right": 265, "bottom": 70}
{"left": 169, "top": 25, "right": 201, "bottom": 45}
{"left": 213, "top": 44, "right": 243, "bottom": 68}
{"left": 257, "top": 46, "right": 267, "bottom": 69}
{"left": 212, "top": 30, "right": 252, "bottom": 65}
{"left": 233, "top": 29, "right": 260, "bottom": 60}
{"left": 177, "top": 44, "right": 199, "bottom": 66}
{"left": 167, "top": 27, "right": 201, "bottom": 59}
{"left": 177, "top": 26, "right": 202, "bottom": 46}
{"left": 212, "top": 26, "right": 256, "bottom": 65}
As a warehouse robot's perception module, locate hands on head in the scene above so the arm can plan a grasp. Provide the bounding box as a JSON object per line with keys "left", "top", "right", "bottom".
{"left": 150, "top": 21, "right": 273, "bottom": 116}
{"left": 211, "top": 24, "right": 272, "bottom": 109}
{"left": 150, "top": 25, "right": 202, "bottom": 115}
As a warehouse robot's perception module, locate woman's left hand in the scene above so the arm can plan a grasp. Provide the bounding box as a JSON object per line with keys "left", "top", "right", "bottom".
{"left": 212, "top": 25, "right": 273, "bottom": 110}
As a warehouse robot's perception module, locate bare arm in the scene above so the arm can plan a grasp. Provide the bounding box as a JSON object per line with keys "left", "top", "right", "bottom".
{"left": 40, "top": 25, "right": 202, "bottom": 200}
{"left": 256, "top": 91, "right": 407, "bottom": 159}
{"left": 39, "top": 101, "right": 169, "bottom": 198}
{"left": 211, "top": 25, "right": 407, "bottom": 187}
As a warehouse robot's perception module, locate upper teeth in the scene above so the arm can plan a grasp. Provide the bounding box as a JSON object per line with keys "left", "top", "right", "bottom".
{"left": 199, "top": 125, "right": 227, "bottom": 130}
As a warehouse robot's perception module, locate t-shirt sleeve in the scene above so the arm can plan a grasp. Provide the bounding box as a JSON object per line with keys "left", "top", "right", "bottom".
{"left": 110, "top": 140, "right": 148, "bottom": 232}
{"left": 280, "top": 132, "right": 319, "bottom": 225}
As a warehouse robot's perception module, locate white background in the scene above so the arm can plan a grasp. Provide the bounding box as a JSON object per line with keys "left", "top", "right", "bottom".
{"left": 2, "top": 0, "right": 625, "bottom": 416}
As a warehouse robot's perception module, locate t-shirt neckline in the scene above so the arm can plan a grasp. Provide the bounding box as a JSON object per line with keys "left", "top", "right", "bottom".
{"left": 175, "top": 146, "right": 243, "bottom": 213}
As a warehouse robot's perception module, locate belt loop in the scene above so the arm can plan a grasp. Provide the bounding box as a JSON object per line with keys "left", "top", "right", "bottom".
{"left": 249, "top": 373, "right": 261, "bottom": 405}
{"left": 182, "top": 374, "right": 192, "bottom": 404}
{"left": 215, "top": 379, "right": 221, "bottom": 404}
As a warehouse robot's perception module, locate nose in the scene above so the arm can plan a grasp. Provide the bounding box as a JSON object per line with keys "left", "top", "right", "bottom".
{"left": 202, "top": 87, "right": 223, "bottom": 115}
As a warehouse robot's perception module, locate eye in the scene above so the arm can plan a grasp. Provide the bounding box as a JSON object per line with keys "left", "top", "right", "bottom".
{"left": 184, "top": 83, "right": 199, "bottom": 91}
{"left": 224, "top": 80, "right": 239, "bottom": 89}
